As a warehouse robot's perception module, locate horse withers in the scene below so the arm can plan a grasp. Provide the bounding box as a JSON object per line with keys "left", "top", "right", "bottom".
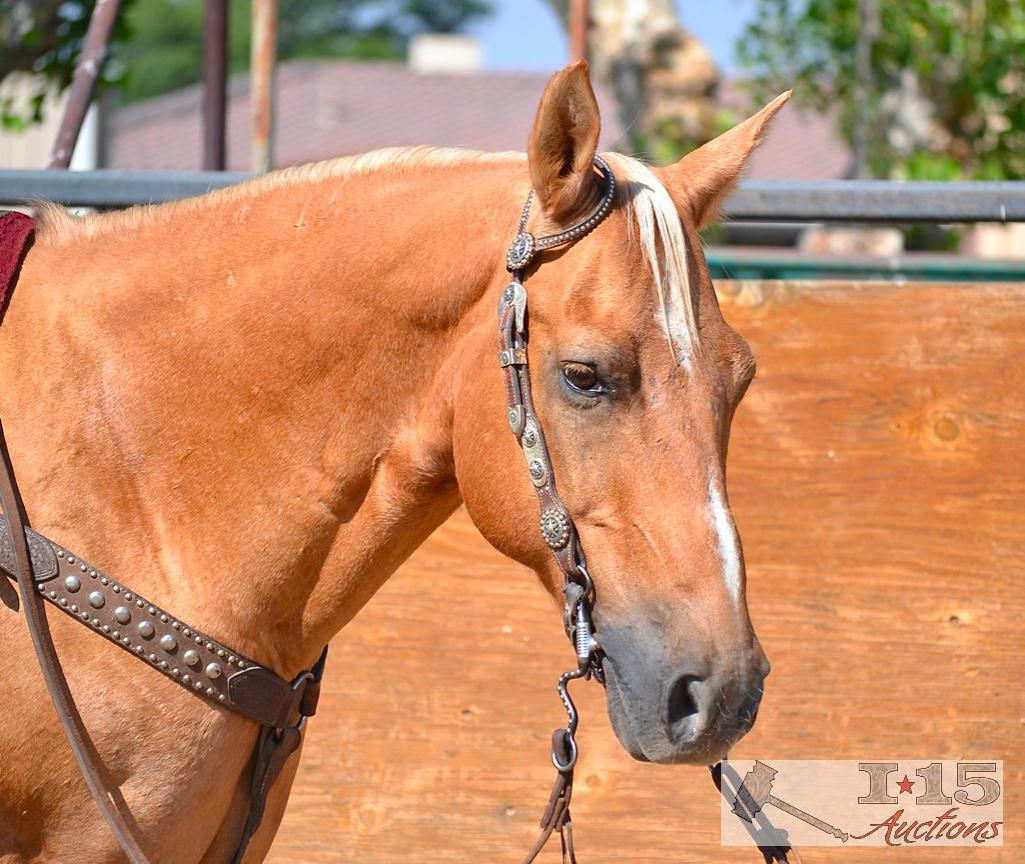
{"left": 0, "top": 63, "right": 787, "bottom": 861}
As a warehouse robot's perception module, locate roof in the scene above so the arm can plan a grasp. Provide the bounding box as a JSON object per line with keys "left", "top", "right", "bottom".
{"left": 718, "top": 80, "right": 852, "bottom": 181}
{"left": 108, "top": 59, "right": 627, "bottom": 171}
{"left": 107, "top": 59, "right": 852, "bottom": 181}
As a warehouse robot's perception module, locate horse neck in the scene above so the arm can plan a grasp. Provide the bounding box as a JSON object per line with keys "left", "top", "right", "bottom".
{"left": 2, "top": 154, "right": 522, "bottom": 675}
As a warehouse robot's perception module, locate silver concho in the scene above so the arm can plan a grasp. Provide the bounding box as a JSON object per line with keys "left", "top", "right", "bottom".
{"left": 528, "top": 459, "right": 546, "bottom": 482}
{"left": 540, "top": 509, "right": 571, "bottom": 551}
{"left": 506, "top": 232, "right": 536, "bottom": 271}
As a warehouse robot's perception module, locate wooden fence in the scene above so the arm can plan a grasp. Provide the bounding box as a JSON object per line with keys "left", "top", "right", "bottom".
{"left": 267, "top": 280, "right": 1024, "bottom": 863}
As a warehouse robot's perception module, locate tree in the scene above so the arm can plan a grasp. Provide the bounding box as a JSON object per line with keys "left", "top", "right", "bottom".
{"left": 737, "top": 0, "right": 1025, "bottom": 180}
{"left": 0, "top": 0, "right": 135, "bottom": 129}
{"left": 1, "top": 0, "right": 492, "bottom": 122}
{"left": 543, "top": 0, "right": 724, "bottom": 161}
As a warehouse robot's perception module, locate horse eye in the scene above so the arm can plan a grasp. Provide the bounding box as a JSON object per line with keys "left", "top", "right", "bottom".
{"left": 561, "top": 362, "right": 603, "bottom": 394}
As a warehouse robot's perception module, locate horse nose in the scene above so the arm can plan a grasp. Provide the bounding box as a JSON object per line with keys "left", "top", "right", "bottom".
{"left": 662, "top": 661, "right": 712, "bottom": 743}
{"left": 663, "top": 662, "right": 765, "bottom": 746}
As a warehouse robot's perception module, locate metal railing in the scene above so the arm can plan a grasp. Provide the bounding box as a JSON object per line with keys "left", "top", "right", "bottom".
{"left": 4, "top": 170, "right": 1025, "bottom": 223}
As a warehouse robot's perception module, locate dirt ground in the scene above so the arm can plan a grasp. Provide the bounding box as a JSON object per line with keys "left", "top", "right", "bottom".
{"left": 267, "top": 282, "right": 1024, "bottom": 862}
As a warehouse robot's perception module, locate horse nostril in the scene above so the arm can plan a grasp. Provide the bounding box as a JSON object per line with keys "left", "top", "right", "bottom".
{"left": 665, "top": 673, "right": 705, "bottom": 741}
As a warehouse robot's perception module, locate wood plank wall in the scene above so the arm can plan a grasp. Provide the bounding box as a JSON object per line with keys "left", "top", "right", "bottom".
{"left": 267, "top": 281, "right": 1025, "bottom": 863}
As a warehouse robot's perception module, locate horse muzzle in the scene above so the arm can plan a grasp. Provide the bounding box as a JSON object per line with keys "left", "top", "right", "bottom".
{"left": 597, "top": 621, "right": 767, "bottom": 765}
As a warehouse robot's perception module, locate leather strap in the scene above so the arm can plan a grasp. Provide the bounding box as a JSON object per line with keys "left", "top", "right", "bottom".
{"left": 521, "top": 731, "right": 577, "bottom": 864}
{"left": 0, "top": 213, "right": 326, "bottom": 863}
{"left": 0, "top": 420, "right": 155, "bottom": 864}
{"left": 0, "top": 514, "right": 309, "bottom": 730}
{"left": 231, "top": 647, "right": 328, "bottom": 864}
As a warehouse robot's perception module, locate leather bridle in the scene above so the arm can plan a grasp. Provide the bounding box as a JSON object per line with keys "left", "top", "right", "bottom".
{"left": 0, "top": 159, "right": 635, "bottom": 864}
{"left": 498, "top": 157, "right": 617, "bottom": 863}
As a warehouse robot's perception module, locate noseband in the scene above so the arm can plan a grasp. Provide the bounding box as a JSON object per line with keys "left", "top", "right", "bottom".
{"left": 498, "top": 157, "right": 617, "bottom": 863}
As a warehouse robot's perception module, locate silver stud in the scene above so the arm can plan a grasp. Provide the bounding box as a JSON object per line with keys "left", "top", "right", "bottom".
{"left": 124, "top": 592, "right": 133, "bottom": 600}
{"left": 159, "top": 634, "right": 177, "bottom": 652}
{"left": 91, "top": 618, "right": 100, "bottom": 626}
{"left": 64, "top": 575, "right": 81, "bottom": 592}
{"left": 90, "top": 570, "right": 98, "bottom": 578}
{"left": 135, "top": 646, "right": 144, "bottom": 655}
{"left": 99, "top": 577, "right": 109, "bottom": 586}
{"left": 121, "top": 637, "right": 130, "bottom": 645}
{"left": 79, "top": 563, "right": 87, "bottom": 572}
{"left": 136, "top": 599, "right": 144, "bottom": 608}
{"left": 57, "top": 550, "right": 64, "bottom": 558}
{"left": 59, "top": 597, "right": 68, "bottom": 607}
{"left": 540, "top": 508, "right": 571, "bottom": 551}
{"left": 137, "top": 620, "right": 155, "bottom": 638}
{"left": 218, "top": 695, "right": 226, "bottom": 702}
{"left": 217, "top": 650, "right": 226, "bottom": 658}
{"left": 149, "top": 653, "right": 158, "bottom": 663}
{"left": 171, "top": 668, "right": 180, "bottom": 676}
{"left": 193, "top": 680, "right": 203, "bottom": 690}
{"left": 195, "top": 636, "right": 203, "bottom": 644}
{"left": 160, "top": 614, "right": 168, "bottom": 623}
{"left": 183, "top": 649, "right": 200, "bottom": 667}
{"left": 111, "top": 585, "right": 120, "bottom": 593}
{"left": 88, "top": 591, "right": 105, "bottom": 609}
{"left": 70, "top": 604, "right": 79, "bottom": 613}
{"left": 101, "top": 624, "right": 110, "bottom": 633}
{"left": 206, "top": 642, "right": 214, "bottom": 650}
{"left": 228, "top": 656, "right": 237, "bottom": 665}
{"left": 205, "top": 662, "right": 222, "bottom": 680}
{"left": 113, "top": 606, "right": 131, "bottom": 624}
{"left": 206, "top": 687, "right": 215, "bottom": 696}
{"left": 172, "top": 622, "right": 180, "bottom": 630}
{"left": 160, "top": 660, "right": 168, "bottom": 669}
{"left": 182, "top": 674, "right": 191, "bottom": 684}
{"left": 48, "top": 590, "right": 57, "bottom": 599}
{"left": 183, "top": 629, "right": 192, "bottom": 637}
{"left": 237, "top": 661, "right": 247, "bottom": 669}
{"left": 67, "top": 556, "right": 75, "bottom": 564}
{"left": 148, "top": 606, "right": 156, "bottom": 615}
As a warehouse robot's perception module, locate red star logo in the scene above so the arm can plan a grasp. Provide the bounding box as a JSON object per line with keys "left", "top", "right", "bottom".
{"left": 897, "top": 775, "right": 915, "bottom": 794}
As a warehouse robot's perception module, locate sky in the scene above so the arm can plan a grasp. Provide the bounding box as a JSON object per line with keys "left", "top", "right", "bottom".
{"left": 469, "top": 0, "right": 759, "bottom": 74}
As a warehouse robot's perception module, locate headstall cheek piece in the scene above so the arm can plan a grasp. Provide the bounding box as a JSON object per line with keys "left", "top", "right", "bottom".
{"left": 499, "top": 156, "right": 617, "bottom": 864}
{"left": 0, "top": 214, "right": 325, "bottom": 864}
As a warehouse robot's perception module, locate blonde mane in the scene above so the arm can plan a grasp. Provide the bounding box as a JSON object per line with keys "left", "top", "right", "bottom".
{"left": 37, "top": 145, "right": 697, "bottom": 355}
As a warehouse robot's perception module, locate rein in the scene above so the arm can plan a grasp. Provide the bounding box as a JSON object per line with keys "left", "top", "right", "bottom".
{"left": 497, "top": 158, "right": 616, "bottom": 863}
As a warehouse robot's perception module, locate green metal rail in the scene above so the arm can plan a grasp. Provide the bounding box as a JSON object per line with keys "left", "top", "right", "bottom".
{"left": 707, "top": 251, "right": 1025, "bottom": 282}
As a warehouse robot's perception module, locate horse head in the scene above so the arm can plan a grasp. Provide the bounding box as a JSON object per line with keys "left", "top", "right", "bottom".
{"left": 454, "top": 63, "right": 789, "bottom": 765}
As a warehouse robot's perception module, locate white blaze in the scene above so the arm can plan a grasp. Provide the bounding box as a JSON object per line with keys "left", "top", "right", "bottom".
{"left": 707, "top": 478, "right": 742, "bottom": 604}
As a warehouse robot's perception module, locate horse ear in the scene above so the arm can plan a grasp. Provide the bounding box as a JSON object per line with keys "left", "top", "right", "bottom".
{"left": 664, "top": 91, "right": 791, "bottom": 229}
{"left": 527, "top": 61, "right": 601, "bottom": 222}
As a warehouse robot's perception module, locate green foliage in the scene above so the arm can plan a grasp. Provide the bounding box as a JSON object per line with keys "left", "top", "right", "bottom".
{"left": 0, "top": 0, "right": 137, "bottom": 125}
{"left": 737, "top": 0, "right": 1025, "bottom": 180}
{"left": 1, "top": 0, "right": 492, "bottom": 119}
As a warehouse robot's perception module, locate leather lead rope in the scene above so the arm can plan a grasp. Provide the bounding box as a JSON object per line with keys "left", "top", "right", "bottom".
{"left": 500, "top": 159, "right": 616, "bottom": 864}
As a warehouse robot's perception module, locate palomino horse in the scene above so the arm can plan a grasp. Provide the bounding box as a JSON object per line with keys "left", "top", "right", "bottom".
{"left": 0, "top": 63, "right": 787, "bottom": 862}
